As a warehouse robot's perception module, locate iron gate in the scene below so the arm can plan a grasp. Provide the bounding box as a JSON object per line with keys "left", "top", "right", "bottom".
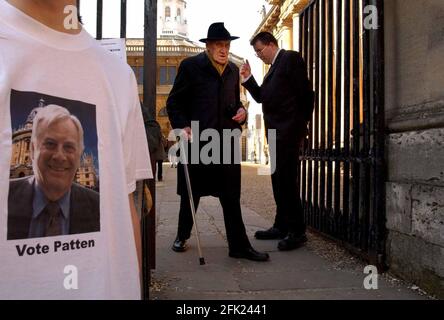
{"left": 298, "top": 0, "right": 385, "bottom": 266}
{"left": 78, "top": 0, "right": 157, "bottom": 299}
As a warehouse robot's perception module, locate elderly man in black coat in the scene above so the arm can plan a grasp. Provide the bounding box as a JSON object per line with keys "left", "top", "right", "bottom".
{"left": 166, "top": 22, "right": 269, "bottom": 262}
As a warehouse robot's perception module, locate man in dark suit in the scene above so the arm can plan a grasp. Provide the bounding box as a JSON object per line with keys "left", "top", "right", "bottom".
{"left": 7, "top": 105, "right": 100, "bottom": 240}
{"left": 167, "top": 22, "right": 269, "bottom": 261}
{"left": 241, "top": 31, "right": 314, "bottom": 251}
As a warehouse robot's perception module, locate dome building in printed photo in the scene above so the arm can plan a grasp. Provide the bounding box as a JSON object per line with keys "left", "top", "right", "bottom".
{"left": 10, "top": 99, "right": 99, "bottom": 191}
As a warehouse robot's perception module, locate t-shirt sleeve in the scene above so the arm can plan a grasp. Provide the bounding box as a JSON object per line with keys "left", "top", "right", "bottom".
{"left": 123, "top": 74, "right": 153, "bottom": 194}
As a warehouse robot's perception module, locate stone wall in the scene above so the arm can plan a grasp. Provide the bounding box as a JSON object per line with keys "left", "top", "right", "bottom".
{"left": 384, "top": 0, "right": 444, "bottom": 298}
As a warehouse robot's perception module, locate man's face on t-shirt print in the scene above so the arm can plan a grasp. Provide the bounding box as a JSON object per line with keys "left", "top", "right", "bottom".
{"left": 33, "top": 118, "right": 82, "bottom": 201}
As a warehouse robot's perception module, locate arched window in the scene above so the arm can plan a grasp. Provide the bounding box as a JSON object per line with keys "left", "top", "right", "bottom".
{"left": 165, "top": 6, "right": 171, "bottom": 18}
{"left": 177, "top": 8, "right": 181, "bottom": 17}
{"left": 159, "top": 66, "right": 177, "bottom": 85}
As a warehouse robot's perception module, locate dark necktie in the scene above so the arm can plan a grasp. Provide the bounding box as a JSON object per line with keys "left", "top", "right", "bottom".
{"left": 44, "top": 202, "right": 62, "bottom": 237}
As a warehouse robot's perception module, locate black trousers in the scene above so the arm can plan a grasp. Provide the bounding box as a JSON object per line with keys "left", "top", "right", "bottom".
{"left": 177, "top": 193, "right": 251, "bottom": 252}
{"left": 157, "top": 160, "right": 163, "bottom": 180}
{"left": 270, "top": 140, "right": 306, "bottom": 235}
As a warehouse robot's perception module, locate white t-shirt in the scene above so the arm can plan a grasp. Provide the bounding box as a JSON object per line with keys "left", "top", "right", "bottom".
{"left": 0, "top": 0, "right": 152, "bottom": 299}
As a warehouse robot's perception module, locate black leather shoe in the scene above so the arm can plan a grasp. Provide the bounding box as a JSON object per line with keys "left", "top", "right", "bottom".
{"left": 254, "top": 227, "right": 287, "bottom": 240}
{"left": 172, "top": 238, "right": 187, "bottom": 252}
{"left": 229, "top": 247, "right": 270, "bottom": 262}
{"left": 278, "top": 233, "right": 307, "bottom": 251}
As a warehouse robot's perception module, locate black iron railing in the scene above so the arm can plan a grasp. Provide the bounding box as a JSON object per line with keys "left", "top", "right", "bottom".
{"left": 298, "top": 0, "right": 385, "bottom": 266}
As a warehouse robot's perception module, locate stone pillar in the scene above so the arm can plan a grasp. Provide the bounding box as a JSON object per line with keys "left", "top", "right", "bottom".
{"left": 19, "top": 139, "right": 25, "bottom": 164}
{"left": 293, "top": 13, "right": 300, "bottom": 52}
{"left": 384, "top": 0, "right": 444, "bottom": 298}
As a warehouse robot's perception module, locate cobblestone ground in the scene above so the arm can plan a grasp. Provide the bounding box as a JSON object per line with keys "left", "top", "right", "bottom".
{"left": 240, "top": 163, "right": 366, "bottom": 271}
{"left": 240, "top": 163, "right": 277, "bottom": 223}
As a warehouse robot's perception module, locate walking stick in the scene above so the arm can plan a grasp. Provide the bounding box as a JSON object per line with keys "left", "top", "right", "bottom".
{"left": 179, "top": 134, "right": 206, "bottom": 265}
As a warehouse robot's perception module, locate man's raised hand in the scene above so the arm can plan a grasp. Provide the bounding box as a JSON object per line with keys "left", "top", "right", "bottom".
{"left": 240, "top": 59, "right": 251, "bottom": 80}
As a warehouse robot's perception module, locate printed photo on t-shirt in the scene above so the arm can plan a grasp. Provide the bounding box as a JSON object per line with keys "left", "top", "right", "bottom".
{"left": 7, "top": 90, "right": 100, "bottom": 240}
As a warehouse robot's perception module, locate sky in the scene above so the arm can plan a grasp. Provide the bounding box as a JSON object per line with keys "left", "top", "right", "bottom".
{"left": 79, "top": 0, "right": 270, "bottom": 115}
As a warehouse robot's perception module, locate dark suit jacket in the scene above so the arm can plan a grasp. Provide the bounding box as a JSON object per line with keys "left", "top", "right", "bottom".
{"left": 7, "top": 176, "right": 100, "bottom": 240}
{"left": 243, "top": 49, "right": 314, "bottom": 144}
{"left": 166, "top": 52, "right": 244, "bottom": 197}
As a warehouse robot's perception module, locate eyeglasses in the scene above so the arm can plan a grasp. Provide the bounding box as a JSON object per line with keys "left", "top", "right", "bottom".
{"left": 254, "top": 45, "right": 267, "bottom": 57}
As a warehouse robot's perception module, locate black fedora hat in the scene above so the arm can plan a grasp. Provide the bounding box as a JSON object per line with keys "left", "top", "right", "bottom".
{"left": 199, "top": 22, "right": 239, "bottom": 43}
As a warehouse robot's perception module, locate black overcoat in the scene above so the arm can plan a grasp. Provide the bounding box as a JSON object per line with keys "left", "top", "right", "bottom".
{"left": 167, "top": 52, "right": 244, "bottom": 197}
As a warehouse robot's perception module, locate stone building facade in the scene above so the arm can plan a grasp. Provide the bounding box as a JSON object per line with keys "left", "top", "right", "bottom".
{"left": 75, "top": 153, "right": 98, "bottom": 191}
{"left": 384, "top": 0, "right": 444, "bottom": 298}
{"left": 126, "top": 0, "right": 250, "bottom": 158}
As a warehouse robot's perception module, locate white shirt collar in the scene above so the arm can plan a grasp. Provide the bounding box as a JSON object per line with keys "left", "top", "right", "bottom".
{"left": 272, "top": 48, "right": 282, "bottom": 65}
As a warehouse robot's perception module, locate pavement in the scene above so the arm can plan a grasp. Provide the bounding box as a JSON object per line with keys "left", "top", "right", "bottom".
{"left": 149, "top": 162, "right": 430, "bottom": 300}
